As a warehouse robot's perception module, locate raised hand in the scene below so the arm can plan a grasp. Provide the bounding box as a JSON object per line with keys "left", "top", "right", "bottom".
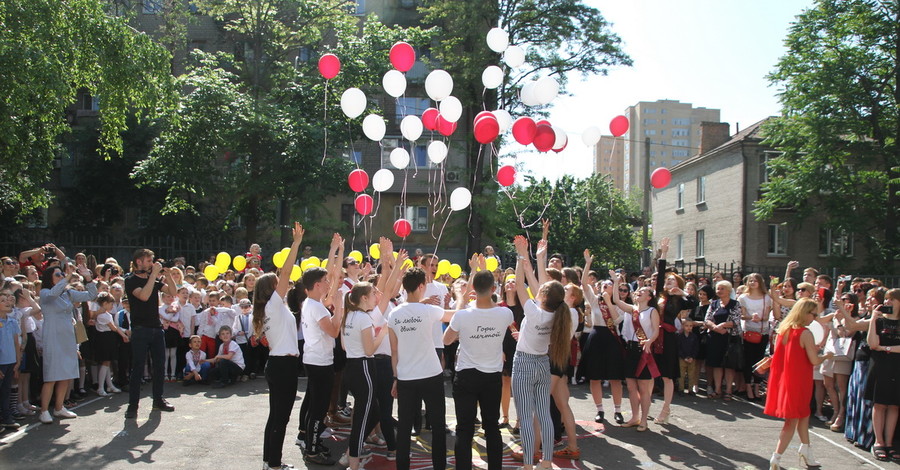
{"left": 513, "top": 235, "right": 528, "bottom": 256}
{"left": 584, "top": 249, "right": 593, "bottom": 263}
{"left": 536, "top": 239, "right": 547, "bottom": 256}
{"left": 542, "top": 219, "right": 550, "bottom": 240}
{"left": 292, "top": 222, "right": 305, "bottom": 244}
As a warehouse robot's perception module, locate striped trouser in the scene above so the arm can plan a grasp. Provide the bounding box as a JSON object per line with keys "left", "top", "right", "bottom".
{"left": 343, "top": 357, "right": 378, "bottom": 457}
{"left": 511, "top": 351, "right": 553, "bottom": 461}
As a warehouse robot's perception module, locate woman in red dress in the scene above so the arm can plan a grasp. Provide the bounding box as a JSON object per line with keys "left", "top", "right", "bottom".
{"left": 764, "top": 298, "right": 833, "bottom": 469}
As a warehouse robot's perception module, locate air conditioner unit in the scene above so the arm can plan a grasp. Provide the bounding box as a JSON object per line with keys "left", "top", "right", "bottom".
{"left": 445, "top": 171, "right": 459, "bottom": 183}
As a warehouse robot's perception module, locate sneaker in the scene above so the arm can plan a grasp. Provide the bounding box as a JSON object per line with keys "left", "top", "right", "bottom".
{"left": 108, "top": 385, "right": 122, "bottom": 393}
{"left": 240, "top": 375, "right": 249, "bottom": 382}
{"left": 2, "top": 421, "right": 21, "bottom": 429}
{"left": 22, "top": 402, "right": 39, "bottom": 411}
{"left": 17, "top": 404, "right": 35, "bottom": 416}
{"left": 53, "top": 407, "right": 77, "bottom": 419}
{"left": 125, "top": 405, "right": 138, "bottom": 419}
{"left": 614, "top": 412, "right": 625, "bottom": 425}
{"left": 39, "top": 410, "right": 53, "bottom": 424}
{"left": 97, "top": 389, "right": 110, "bottom": 397}
{"left": 294, "top": 438, "right": 306, "bottom": 450}
{"left": 11, "top": 410, "right": 26, "bottom": 421}
{"left": 385, "top": 451, "right": 396, "bottom": 461}
{"left": 320, "top": 427, "right": 334, "bottom": 439}
{"left": 339, "top": 406, "right": 352, "bottom": 418}
{"left": 250, "top": 372, "right": 257, "bottom": 379}
{"left": 152, "top": 399, "right": 175, "bottom": 412}
{"left": 595, "top": 411, "right": 605, "bottom": 423}
{"left": 327, "top": 412, "right": 351, "bottom": 426}
{"left": 312, "top": 443, "right": 332, "bottom": 457}
{"left": 303, "top": 451, "right": 335, "bottom": 466}
{"left": 263, "top": 464, "right": 295, "bottom": 470}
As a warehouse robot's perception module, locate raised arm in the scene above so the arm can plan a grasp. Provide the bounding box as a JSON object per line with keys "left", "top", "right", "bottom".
{"left": 536, "top": 239, "right": 549, "bottom": 286}
{"left": 377, "top": 250, "right": 409, "bottom": 314}
{"left": 654, "top": 237, "right": 669, "bottom": 295}
{"left": 609, "top": 269, "right": 636, "bottom": 313}
{"left": 323, "top": 233, "right": 344, "bottom": 309}
{"left": 785, "top": 260, "right": 799, "bottom": 284}
{"left": 581, "top": 250, "right": 598, "bottom": 305}
{"left": 276, "top": 222, "right": 304, "bottom": 298}
{"left": 513, "top": 236, "right": 532, "bottom": 306}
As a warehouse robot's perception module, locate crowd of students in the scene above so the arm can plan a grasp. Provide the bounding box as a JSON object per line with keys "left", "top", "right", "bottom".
{"left": 0, "top": 230, "right": 897, "bottom": 470}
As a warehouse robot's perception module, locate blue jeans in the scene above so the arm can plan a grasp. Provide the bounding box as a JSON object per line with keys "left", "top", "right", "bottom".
{"left": 183, "top": 362, "right": 211, "bottom": 382}
{"left": 0, "top": 363, "right": 14, "bottom": 424}
{"left": 128, "top": 326, "right": 166, "bottom": 406}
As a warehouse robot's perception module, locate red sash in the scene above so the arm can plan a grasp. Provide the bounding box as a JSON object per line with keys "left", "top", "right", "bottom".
{"left": 631, "top": 309, "right": 660, "bottom": 378}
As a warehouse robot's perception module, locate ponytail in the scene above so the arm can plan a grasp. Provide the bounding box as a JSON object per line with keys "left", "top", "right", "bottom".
{"left": 540, "top": 280, "right": 573, "bottom": 370}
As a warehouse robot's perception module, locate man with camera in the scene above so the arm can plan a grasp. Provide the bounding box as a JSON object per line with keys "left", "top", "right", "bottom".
{"left": 124, "top": 248, "right": 178, "bottom": 419}
{"left": 18, "top": 244, "right": 65, "bottom": 276}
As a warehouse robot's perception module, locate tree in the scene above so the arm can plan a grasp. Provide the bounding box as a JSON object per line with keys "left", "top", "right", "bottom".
{"left": 0, "top": 0, "right": 176, "bottom": 216}
{"left": 495, "top": 173, "right": 641, "bottom": 267}
{"left": 133, "top": 0, "right": 432, "bottom": 245}
{"left": 418, "top": 0, "right": 631, "bottom": 253}
{"left": 756, "top": 0, "right": 899, "bottom": 270}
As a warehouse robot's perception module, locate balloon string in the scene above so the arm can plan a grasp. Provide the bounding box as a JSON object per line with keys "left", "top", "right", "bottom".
{"left": 432, "top": 208, "right": 453, "bottom": 258}
{"left": 321, "top": 80, "right": 329, "bottom": 165}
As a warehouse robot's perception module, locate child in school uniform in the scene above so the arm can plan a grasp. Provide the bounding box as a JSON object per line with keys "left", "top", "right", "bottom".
{"left": 194, "top": 291, "right": 222, "bottom": 358}
{"left": 115, "top": 298, "right": 131, "bottom": 388}
{"left": 183, "top": 335, "right": 211, "bottom": 386}
{"left": 94, "top": 293, "right": 129, "bottom": 396}
{"left": 232, "top": 298, "right": 253, "bottom": 382}
{"left": 208, "top": 325, "right": 244, "bottom": 388}
{"left": 677, "top": 318, "right": 701, "bottom": 395}
{"left": 0, "top": 285, "right": 22, "bottom": 429}
{"left": 176, "top": 287, "right": 196, "bottom": 381}
{"left": 158, "top": 292, "right": 183, "bottom": 382}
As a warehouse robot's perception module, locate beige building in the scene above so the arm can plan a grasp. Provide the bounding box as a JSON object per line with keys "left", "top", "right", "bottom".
{"left": 594, "top": 135, "right": 625, "bottom": 190}
{"left": 623, "top": 99, "right": 721, "bottom": 194}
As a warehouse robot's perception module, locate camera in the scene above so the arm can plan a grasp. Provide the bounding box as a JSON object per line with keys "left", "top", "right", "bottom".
{"left": 161, "top": 259, "right": 176, "bottom": 269}
{"left": 883, "top": 305, "right": 894, "bottom": 315}
{"left": 838, "top": 275, "right": 852, "bottom": 283}
{"left": 44, "top": 247, "right": 55, "bottom": 254}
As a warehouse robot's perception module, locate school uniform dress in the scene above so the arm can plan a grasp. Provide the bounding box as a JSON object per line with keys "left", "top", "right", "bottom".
{"left": 864, "top": 317, "right": 900, "bottom": 406}
{"left": 580, "top": 294, "right": 625, "bottom": 381}
{"left": 40, "top": 281, "right": 98, "bottom": 382}
{"left": 93, "top": 312, "right": 119, "bottom": 362}
{"left": 621, "top": 307, "right": 658, "bottom": 380}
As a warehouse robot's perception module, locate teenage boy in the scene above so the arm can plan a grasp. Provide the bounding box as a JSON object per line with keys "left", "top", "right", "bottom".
{"left": 443, "top": 260, "right": 513, "bottom": 470}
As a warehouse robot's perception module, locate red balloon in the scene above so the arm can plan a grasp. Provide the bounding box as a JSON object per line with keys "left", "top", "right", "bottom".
{"left": 552, "top": 139, "right": 568, "bottom": 153}
{"left": 348, "top": 169, "right": 369, "bottom": 192}
{"left": 650, "top": 167, "right": 672, "bottom": 189}
{"left": 536, "top": 120, "right": 551, "bottom": 127}
{"left": 318, "top": 54, "right": 341, "bottom": 79}
{"left": 355, "top": 194, "right": 374, "bottom": 216}
{"left": 474, "top": 111, "right": 494, "bottom": 123}
{"left": 533, "top": 124, "right": 555, "bottom": 152}
{"left": 437, "top": 114, "right": 457, "bottom": 136}
{"left": 389, "top": 42, "right": 416, "bottom": 72}
{"left": 610, "top": 115, "right": 629, "bottom": 137}
{"left": 393, "top": 218, "right": 412, "bottom": 238}
{"left": 474, "top": 117, "right": 500, "bottom": 144}
{"left": 512, "top": 117, "right": 537, "bottom": 145}
{"left": 497, "top": 165, "right": 516, "bottom": 187}
{"left": 422, "top": 108, "right": 439, "bottom": 131}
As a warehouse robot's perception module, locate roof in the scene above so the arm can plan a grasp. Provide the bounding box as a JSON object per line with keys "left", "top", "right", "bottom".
{"left": 670, "top": 117, "right": 774, "bottom": 172}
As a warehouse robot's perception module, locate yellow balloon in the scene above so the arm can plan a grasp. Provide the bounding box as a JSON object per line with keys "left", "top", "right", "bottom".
{"left": 281, "top": 247, "right": 290, "bottom": 255}
{"left": 392, "top": 251, "right": 399, "bottom": 259}
{"left": 402, "top": 259, "right": 414, "bottom": 269}
{"left": 300, "top": 260, "right": 315, "bottom": 272}
{"left": 449, "top": 263, "right": 462, "bottom": 279}
{"left": 349, "top": 250, "right": 363, "bottom": 263}
{"left": 308, "top": 256, "right": 321, "bottom": 267}
{"left": 290, "top": 265, "right": 302, "bottom": 282}
{"left": 215, "top": 252, "right": 231, "bottom": 272}
{"left": 232, "top": 255, "right": 247, "bottom": 271}
{"left": 321, "top": 259, "right": 328, "bottom": 269}
{"left": 527, "top": 286, "right": 534, "bottom": 299}
{"left": 436, "top": 259, "right": 451, "bottom": 276}
{"left": 485, "top": 257, "right": 499, "bottom": 272}
{"left": 273, "top": 251, "right": 286, "bottom": 268}
{"left": 203, "top": 265, "right": 220, "bottom": 280}
{"left": 369, "top": 243, "right": 381, "bottom": 260}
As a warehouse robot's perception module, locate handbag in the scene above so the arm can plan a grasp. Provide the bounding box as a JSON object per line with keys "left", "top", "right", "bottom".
{"left": 743, "top": 331, "right": 763, "bottom": 344}
{"left": 75, "top": 319, "right": 88, "bottom": 344}
{"left": 752, "top": 356, "right": 772, "bottom": 374}
{"left": 723, "top": 336, "right": 744, "bottom": 370}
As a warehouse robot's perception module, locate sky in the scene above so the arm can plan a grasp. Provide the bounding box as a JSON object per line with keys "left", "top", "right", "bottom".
{"left": 503, "top": 0, "right": 815, "bottom": 181}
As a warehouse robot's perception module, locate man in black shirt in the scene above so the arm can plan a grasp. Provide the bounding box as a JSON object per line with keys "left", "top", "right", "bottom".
{"left": 124, "top": 248, "right": 177, "bottom": 419}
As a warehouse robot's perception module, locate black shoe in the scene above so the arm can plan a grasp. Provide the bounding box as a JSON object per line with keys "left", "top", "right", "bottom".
{"left": 212, "top": 381, "right": 225, "bottom": 389}
{"left": 411, "top": 427, "right": 420, "bottom": 436}
{"left": 614, "top": 412, "right": 625, "bottom": 425}
{"left": 312, "top": 443, "right": 331, "bottom": 457}
{"left": 125, "top": 405, "right": 138, "bottom": 419}
{"left": 303, "top": 451, "right": 335, "bottom": 465}
{"left": 152, "top": 399, "right": 175, "bottom": 412}
{"left": 512, "top": 426, "right": 520, "bottom": 436}
{"left": 595, "top": 411, "right": 605, "bottom": 423}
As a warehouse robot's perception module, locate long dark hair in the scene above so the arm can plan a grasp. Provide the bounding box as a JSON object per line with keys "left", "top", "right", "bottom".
{"left": 540, "top": 280, "right": 573, "bottom": 370}
{"left": 251, "top": 273, "right": 277, "bottom": 339}
{"left": 41, "top": 266, "right": 62, "bottom": 289}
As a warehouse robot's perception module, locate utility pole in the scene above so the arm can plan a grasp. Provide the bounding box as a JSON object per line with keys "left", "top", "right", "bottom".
{"left": 641, "top": 137, "right": 651, "bottom": 268}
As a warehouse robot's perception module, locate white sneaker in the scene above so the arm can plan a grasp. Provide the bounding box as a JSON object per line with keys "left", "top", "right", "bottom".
{"left": 17, "top": 404, "right": 35, "bottom": 416}
{"left": 97, "top": 389, "right": 110, "bottom": 397}
{"left": 108, "top": 385, "right": 122, "bottom": 393}
{"left": 39, "top": 410, "right": 53, "bottom": 424}
{"left": 320, "top": 427, "right": 334, "bottom": 439}
{"left": 53, "top": 407, "right": 77, "bottom": 419}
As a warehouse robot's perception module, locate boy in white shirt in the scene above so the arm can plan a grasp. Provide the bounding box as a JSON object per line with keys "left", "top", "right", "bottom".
{"left": 208, "top": 326, "right": 244, "bottom": 388}
{"left": 232, "top": 298, "right": 253, "bottom": 381}
{"left": 183, "top": 335, "right": 210, "bottom": 385}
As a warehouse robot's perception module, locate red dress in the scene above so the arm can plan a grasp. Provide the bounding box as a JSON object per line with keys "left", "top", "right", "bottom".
{"left": 764, "top": 328, "right": 813, "bottom": 419}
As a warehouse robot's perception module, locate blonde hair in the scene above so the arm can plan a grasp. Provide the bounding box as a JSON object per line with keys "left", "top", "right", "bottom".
{"left": 777, "top": 298, "right": 817, "bottom": 336}
{"left": 797, "top": 282, "right": 815, "bottom": 296}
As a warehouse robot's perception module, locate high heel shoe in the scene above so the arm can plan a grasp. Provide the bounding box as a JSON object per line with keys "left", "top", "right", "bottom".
{"left": 798, "top": 443, "right": 821, "bottom": 468}
{"left": 655, "top": 407, "right": 670, "bottom": 425}
{"left": 769, "top": 452, "right": 782, "bottom": 470}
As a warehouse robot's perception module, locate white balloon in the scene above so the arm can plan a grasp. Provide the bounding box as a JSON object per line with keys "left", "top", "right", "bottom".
{"left": 552, "top": 126, "right": 568, "bottom": 150}
{"left": 492, "top": 109, "right": 512, "bottom": 133}
{"left": 486, "top": 27, "right": 510, "bottom": 53}
{"left": 534, "top": 76, "right": 559, "bottom": 105}
{"left": 808, "top": 320, "right": 825, "bottom": 344}
{"left": 449, "top": 187, "right": 472, "bottom": 211}
{"left": 438, "top": 96, "right": 463, "bottom": 123}
{"left": 389, "top": 148, "right": 410, "bottom": 169}
{"left": 425, "top": 70, "right": 454, "bottom": 101}
{"left": 482, "top": 65, "right": 503, "bottom": 89}
{"left": 581, "top": 126, "right": 602, "bottom": 146}
{"left": 400, "top": 115, "right": 423, "bottom": 141}
{"left": 362, "top": 114, "right": 386, "bottom": 141}
{"left": 382, "top": 70, "right": 407, "bottom": 98}
{"left": 520, "top": 81, "right": 540, "bottom": 106}
{"left": 427, "top": 140, "right": 448, "bottom": 164}
{"left": 372, "top": 168, "right": 395, "bottom": 192}
{"left": 503, "top": 45, "right": 526, "bottom": 68}
{"left": 340, "top": 88, "right": 367, "bottom": 119}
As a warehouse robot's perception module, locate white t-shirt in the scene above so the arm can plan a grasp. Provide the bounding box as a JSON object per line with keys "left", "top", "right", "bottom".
{"left": 342, "top": 310, "right": 374, "bottom": 359}
{"left": 95, "top": 311, "right": 114, "bottom": 332}
{"left": 371, "top": 304, "right": 393, "bottom": 356}
{"left": 233, "top": 313, "right": 252, "bottom": 345}
{"left": 218, "top": 340, "right": 245, "bottom": 369}
{"left": 263, "top": 290, "right": 300, "bottom": 357}
{"left": 338, "top": 277, "right": 356, "bottom": 297}
{"left": 302, "top": 298, "right": 335, "bottom": 366}
{"left": 179, "top": 303, "right": 197, "bottom": 338}
{"left": 388, "top": 302, "right": 445, "bottom": 380}
{"left": 425, "top": 281, "right": 449, "bottom": 348}
{"left": 449, "top": 306, "right": 513, "bottom": 373}
{"left": 516, "top": 299, "right": 555, "bottom": 355}
{"left": 12, "top": 307, "right": 36, "bottom": 334}
{"left": 621, "top": 307, "right": 657, "bottom": 342}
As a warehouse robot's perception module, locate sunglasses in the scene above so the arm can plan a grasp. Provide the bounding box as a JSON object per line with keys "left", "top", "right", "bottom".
{"left": 618, "top": 288, "right": 630, "bottom": 293}
{"left": 3, "top": 261, "right": 17, "bottom": 266}
{"left": 347, "top": 261, "right": 359, "bottom": 266}
{"left": 53, "top": 271, "right": 65, "bottom": 278}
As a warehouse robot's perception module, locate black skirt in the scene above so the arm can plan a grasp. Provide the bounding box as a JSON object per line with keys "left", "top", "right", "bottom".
{"left": 581, "top": 326, "right": 625, "bottom": 381}
{"left": 164, "top": 326, "right": 181, "bottom": 348}
{"left": 93, "top": 330, "right": 119, "bottom": 362}
{"left": 654, "top": 330, "right": 679, "bottom": 379}
{"left": 864, "top": 351, "right": 900, "bottom": 406}
{"left": 624, "top": 341, "right": 653, "bottom": 380}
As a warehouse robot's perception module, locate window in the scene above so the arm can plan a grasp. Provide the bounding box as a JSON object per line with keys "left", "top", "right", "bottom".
{"left": 382, "top": 139, "right": 428, "bottom": 168}
{"left": 672, "top": 118, "right": 690, "bottom": 126}
{"left": 643, "top": 119, "right": 657, "bottom": 125}
{"left": 660, "top": 108, "right": 667, "bottom": 114}
{"left": 659, "top": 130, "right": 666, "bottom": 135}
{"left": 672, "top": 149, "right": 689, "bottom": 157}
{"left": 760, "top": 151, "right": 781, "bottom": 184}
{"left": 675, "top": 234, "right": 684, "bottom": 260}
{"left": 395, "top": 97, "right": 429, "bottom": 122}
{"left": 644, "top": 129, "right": 656, "bottom": 135}
{"left": 671, "top": 139, "right": 689, "bottom": 147}
{"left": 676, "top": 183, "right": 685, "bottom": 209}
{"left": 395, "top": 206, "right": 429, "bottom": 232}
{"left": 671, "top": 128, "right": 689, "bottom": 136}
{"left": 819, "top": 228, "right": 854, "bottom": 256}
{"left": 696, "top": 176, "right": 706, "bottom": 203}
{"left": 659, "top": 151, "right": 666, "bottom": 157}
{"left": 80, "top": 94, "right": 99, "bottom": 111}
{"left": 696, "top": 230, "right": 705, "bottom": 258}
{"left": 643, "top": 108, "right": 657, "bottom": 114}
{"left": 660, "top": 119, "right": 666, "bottom": 124}
{"left": 768, "top": 224, "right": 787, "bottom": 256}
{"left": 143, "top": 0, "right": 163, "bottom": 13}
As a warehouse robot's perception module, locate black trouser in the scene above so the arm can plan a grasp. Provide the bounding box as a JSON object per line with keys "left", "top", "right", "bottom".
{"left": 176, "top": 337, "right": 189, "bottom": 379}
{"left": 343, "top": 358, "right": 378, "bottom": 457}
{"left": 237, "top": 342, "right": 251, "bottom": 375}
{"left": 298, "top": 363, "right": 334, "bottom": 451}
{"left": 128, "top": 326, "right": 166, "bottom": 406}
{"left": 263, "top": 356, "right": 300, "bottom": 468}
{"left": 397, "top": 374, "right": 446, "bottom": 470}
{"left": 373, "top": 355, "right": 397, "bottom": 451}
{"left": 453, "top": 369, "right": 502, "bottom": 470}
{"left": 210, "top": 358, "right": 242, "bottom": 384}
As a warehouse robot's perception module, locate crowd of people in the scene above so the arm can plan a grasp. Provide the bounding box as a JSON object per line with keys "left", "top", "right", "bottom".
{"left": 0, "top": 228, "right": 897, "bottom": 470}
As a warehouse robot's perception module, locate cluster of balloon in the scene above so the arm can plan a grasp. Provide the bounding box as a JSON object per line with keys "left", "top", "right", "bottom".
{"left": 203, "top": 252, "right": 235, "bottom": 280}
{"left": 300, "top": 255, "right": 329, "bottom": 276}
{"left": 650, "top": 167, "right": 672, "bottom": 189}
{"left": 436, "top": 259, "right": 464, "bottom": 279}
{"left": 510, "top": 117, "right": 568, "bottom": 153}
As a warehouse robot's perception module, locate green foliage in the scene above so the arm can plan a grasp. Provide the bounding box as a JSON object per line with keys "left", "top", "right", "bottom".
{"left": 495, "top": 174, "right": 641, "bottom": 267}
{"left": 0, "top": 0, "right": 176, "bottom": 216}
{"left": 756, "top": 0, "right": 900, "bottom": 268}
